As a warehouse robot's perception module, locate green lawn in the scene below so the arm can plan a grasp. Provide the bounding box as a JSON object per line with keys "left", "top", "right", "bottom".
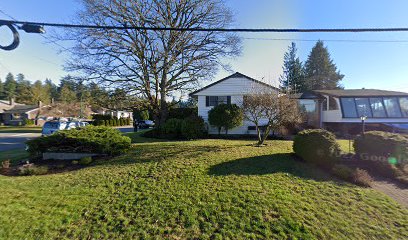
{"left": 0, "top": 126, "right": 42, "bottom": 133}
{"left": 0, "top": 149, "right": 29, "bottom": 165}
{"left": 0, "top": 135, "right": 406, "bottom": 239}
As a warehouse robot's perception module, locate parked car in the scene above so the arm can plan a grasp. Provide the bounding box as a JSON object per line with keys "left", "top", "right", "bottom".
{"left": 138, "top": 120, "right": 155, "bottom": 129}
{"left": 41, "top": 121, "right": 89, "bottom": 136}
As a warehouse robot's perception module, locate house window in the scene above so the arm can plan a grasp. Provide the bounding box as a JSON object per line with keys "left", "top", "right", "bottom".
{"left": 340, "top": 96, "right": 408, "bottom": 118}
{"left": 369, "top": 98, "right": 387, "bottom": 118}
{"left": 12, "top": 113, "right": 22, "bottom": 120}
{"left": 206, "top": 96, "right": 231, "bottom": 107}
{"left": 340, "top": 98, "right": 358, "bottom": 118}
{"left": 322, "top": 98, "right": 327, "bottom": 111}
{"left": 355, "top": 98, "right": 373, "bottom": 117}
{"left": 329, "top": 96, "right": 339, "bottom": 110}
{"left": 399, "top": 97, "right": 408, "bottom": 117}
{"left": 383, "top": 97, "right": 402, "bottom": 118}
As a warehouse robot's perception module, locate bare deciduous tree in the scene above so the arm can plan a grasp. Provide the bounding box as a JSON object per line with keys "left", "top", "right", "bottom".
{"left": 64, "top": 0, "right": 241, "bottom": 126}
{"left": 242, "top": 87, "right": 303, "bottom": 145}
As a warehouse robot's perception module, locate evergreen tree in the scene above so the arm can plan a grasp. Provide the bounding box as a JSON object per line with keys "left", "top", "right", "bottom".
{"left": 59, "top": 85, "right": 77, "bottom": 103}
{"left": 15, "top": 74, "right": 33, "bottom": 104}
{"left": 0, "top": 78, "right": 4, "bottom": 98}
{"left": 4, "top": 73, "right": 17, "bottom": 99}
{"left": 31, "top": 80, "right": 50, "bottom": 104}
{"left": 304, "top": 41, "right": 344, "bottom": 90}
{"left": 279, "top": 42, "right": 306, "bottom": 93}
{"left": 44, "top": 78, "right": 58, "bottom": 101}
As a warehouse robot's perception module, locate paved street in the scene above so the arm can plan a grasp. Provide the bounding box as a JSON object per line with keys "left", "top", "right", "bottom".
{"left": 0, "top": 133, "right": 41, "bottom": 151}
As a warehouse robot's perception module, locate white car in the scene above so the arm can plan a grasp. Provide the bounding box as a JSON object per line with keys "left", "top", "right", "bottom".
{"left": 41, "top": 121, "right": 88, "bottom": 136}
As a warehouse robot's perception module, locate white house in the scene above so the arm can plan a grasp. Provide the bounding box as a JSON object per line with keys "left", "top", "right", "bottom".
{"left": 190, "top": 72, "right": 279, "bottom": 135}
{"left": 191, "top": 72, "right": 408, "bottom": 135}
{"left": 297, "top": 89, "right": 408, "bottom": 134}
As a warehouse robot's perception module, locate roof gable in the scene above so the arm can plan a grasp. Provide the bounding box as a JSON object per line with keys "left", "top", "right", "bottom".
{"left": 190, "top": 72, "right": 278, "bottom": 96}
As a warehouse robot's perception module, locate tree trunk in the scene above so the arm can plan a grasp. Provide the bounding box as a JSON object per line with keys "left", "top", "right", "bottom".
{"left": 258, "top": 126, "right": 272, "bottom": 145}
{"left": 255, "top": 125, "right": 262, "bottom": 144}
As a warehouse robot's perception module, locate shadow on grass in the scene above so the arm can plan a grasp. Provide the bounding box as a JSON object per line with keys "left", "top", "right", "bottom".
{"left": 96, "top": 144, "right": 224, "bottom": 167}
{"left": 208, "top": 153, "right": 334, "bottom": 182}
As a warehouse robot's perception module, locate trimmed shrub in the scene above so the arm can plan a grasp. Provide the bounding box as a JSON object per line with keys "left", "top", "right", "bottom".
{"left": 208, "top": 104, "right": 243, "bottom": 135}
{"left": 109, "top": 120, "right": 113, "bottom": 126}
{"left": 293, "top": 129, "right": 341, "bottom": 169}
{"left": 19, "top": 165, "right": 48, "bottom": 176}
{"left": 126, "top": 118, "right": 131, "bottom": 125}
{"left": 332, "top": 164, "right": 354, "bottom": 181}
{"left": 142, "top": 127, "right": 162, "bottom": 139}
{"left": 79, "top": 156, "right": 93, "bottom": 165}
{"left": 181, "top": 116, "right": 206, "bottom": 139}
{"left": 26, "top": 126, "right": 131, "bottom": 156}
{"left": 92, "top": 114, "right": 113, "bottom": 121}
{"left": 168, "top": 108, "right": 197, "bottom": 119}
{"left": 163, "top": 118, "right": 183, "bottom": 138}
{"left": 23, "top": 119, "right": 35, "bottom": 126}
{"left": 354, "top": 131, "right": 408, "bottom": 164}
{"left": 351, "top": 168, "right": 373, "bottom": 187}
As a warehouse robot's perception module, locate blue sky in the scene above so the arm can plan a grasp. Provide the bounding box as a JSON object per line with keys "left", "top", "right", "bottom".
{"left": 1, "top": 0, "right": 408, "bottom": 93}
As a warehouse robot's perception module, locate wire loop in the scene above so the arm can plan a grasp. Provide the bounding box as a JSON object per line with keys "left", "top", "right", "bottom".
{"left": 0, "top": 23, "right": 20, "bottom": 51}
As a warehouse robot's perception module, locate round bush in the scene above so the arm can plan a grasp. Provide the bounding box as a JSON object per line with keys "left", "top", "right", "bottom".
{"left": 79, "top": 156, "right": 93, "bottom": 165}
{"left": 181, "top": 116, "right": 206, "bottom": 139}
{"left": 163, "top": 118, "right": 183, "bottom": 138}
{"left": 26, "top": 126, "right": 131, "bottom": 156}
{"left": 354, "top": 131, "right": 408, "bottom": 162}
{"left": 293, "top": 129, "right": 341, "bottom": 169}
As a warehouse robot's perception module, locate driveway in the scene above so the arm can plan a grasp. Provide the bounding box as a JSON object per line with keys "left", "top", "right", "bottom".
{"left": 0, "top": 133, "right": 41, "bottom": 151}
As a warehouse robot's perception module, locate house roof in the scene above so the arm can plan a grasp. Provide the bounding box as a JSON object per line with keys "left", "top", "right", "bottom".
{"left": 189, "top": 72, "right": 279, "bottom": 96}
{"left": 313, "top": 89, "right": 408, "bottom": 97}
{"left": 2, "top": 105, "right": 39, "bottom": 114}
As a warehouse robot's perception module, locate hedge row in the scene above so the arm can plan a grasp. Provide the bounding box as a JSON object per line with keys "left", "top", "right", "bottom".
{"left": 143, "top": 116, "right": 206, "bottom": 140}
{"left": 93, "top": 118, "right": 131, "bottom": 127}
{"left": 26, "top": 126, "right": 131, "bottom": 156}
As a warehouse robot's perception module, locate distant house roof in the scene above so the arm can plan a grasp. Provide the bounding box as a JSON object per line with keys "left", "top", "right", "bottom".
{"left": 2, "top": 105, "right": 39, "bottom": 114}
{"left": 312, "top": 89, "right": 408, "bottom": 97}
{"left": 190, "top": 72, "right": 279, "bottom": 96}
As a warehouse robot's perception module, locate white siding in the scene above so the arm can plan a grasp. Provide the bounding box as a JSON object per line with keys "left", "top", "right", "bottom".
{"left": 195, "top": 76, "right": 276, "bottom": 135}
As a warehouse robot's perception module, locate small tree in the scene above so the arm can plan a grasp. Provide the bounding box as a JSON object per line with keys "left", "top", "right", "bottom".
{"left": 208, "top": 104, "right": 243, "bottom": 135}
{"left": 242, "top": 89, "right": 303, "bottom": 145}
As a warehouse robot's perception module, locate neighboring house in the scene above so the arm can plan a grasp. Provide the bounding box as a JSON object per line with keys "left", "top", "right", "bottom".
{"left": 190, "top": 72, "right": 279, "bottom": 135}
{"left": 106, "top": 110, "right": 133, "bottom": 120}
{"left": 1, "top": 104, "right": 43, "bottom": 126}
{"left": 191, "top": 72, "right": 408, "bottom": 135}
{"left": 96, "top": 109, "right": 133, "bottom": 120}
{"left": 296, "top": 89, "right": 408, "bottom": 134}
{"left": 0, "top": 98, "right": 37, "bottom": 125}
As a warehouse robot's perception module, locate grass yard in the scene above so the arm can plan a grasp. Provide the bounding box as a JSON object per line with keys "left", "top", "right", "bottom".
{"left": 0, "top": 126, "right": 42, "bottom": 133}
{"left": 0, "top": 134, "right": 407, "bottom": 239}
{"left": 0, "top": 149, "right": 30, "bottom": 165}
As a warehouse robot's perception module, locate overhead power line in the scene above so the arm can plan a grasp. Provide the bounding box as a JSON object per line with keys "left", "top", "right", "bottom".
{"left": 243, "top": 37, "right": 408, "bottom": 43}
{"left": 3, "top": 19, "right": 408, "bottom": 33}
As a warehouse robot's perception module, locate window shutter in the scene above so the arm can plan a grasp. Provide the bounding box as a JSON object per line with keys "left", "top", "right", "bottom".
{"left": 227, "top": 96, "right": 231, "bottom": 104}
{"left": 206, "top": 96, "right": 209, "bottom": 107}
